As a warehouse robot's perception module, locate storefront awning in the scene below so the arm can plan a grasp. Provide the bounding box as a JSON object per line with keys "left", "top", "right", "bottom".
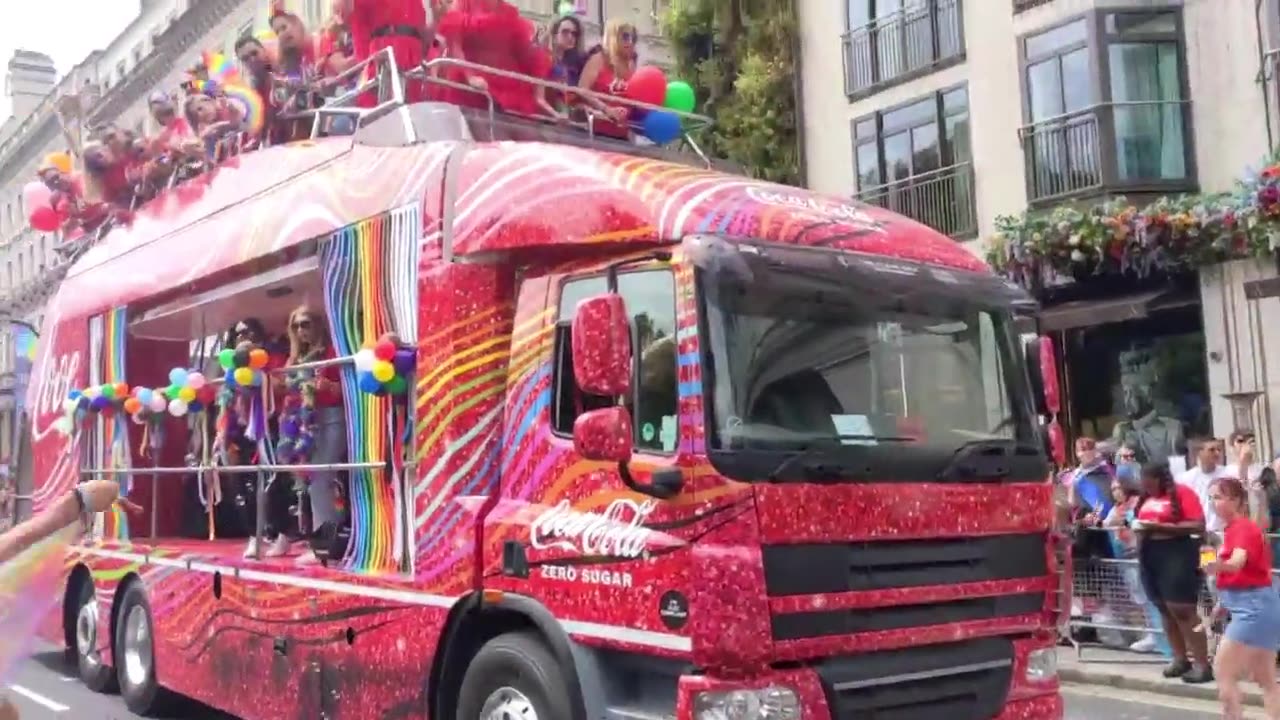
{"left": 1039, "top": 289, "right": 1197, "bottom": 332}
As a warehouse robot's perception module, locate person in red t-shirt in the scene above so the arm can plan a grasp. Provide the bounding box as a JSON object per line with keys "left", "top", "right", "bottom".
{"left": 1204, "top": 476, "right": 1280, "bottom": 718}
{"left": 1132, "top": 462, "right": 1213, "bottom": 683}
{"left": 286, "top": 306, "right": 346, "bottom": 566}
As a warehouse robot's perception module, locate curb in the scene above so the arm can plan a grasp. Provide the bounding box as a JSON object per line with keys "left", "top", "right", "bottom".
{"left": 1060, "top": 666, "right": 1262, "bottom": 707}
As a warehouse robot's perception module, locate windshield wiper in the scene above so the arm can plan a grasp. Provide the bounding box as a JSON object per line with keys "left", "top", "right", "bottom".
{"left": 935, "top": 438, "right": 1042, "bottom": 481}
{"left": 767, "top": 435, "right": 915, "bottom": 482}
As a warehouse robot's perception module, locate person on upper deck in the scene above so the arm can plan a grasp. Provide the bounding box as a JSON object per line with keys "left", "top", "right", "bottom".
{"left": 536, "top": 13, "right": 585, "bottom": 122}
{"left": 269, "top": 1, "right": 323, "bottom": 143}
{"left": 577, "top": 18, "right": 638, "bottom": 138}
{"left": 435, "top": 0, "right": 551, "bottom": 117}
{"left": 234, "top": 35, "right": 279, "bottom": 145}
{"left": 184, "top": 92, "right": 246, "bottom": 162}
{"left": 337, "top": 0, "right": 431, "bottom": 103}
{"left": 284, "top": 306, "right": 346, "bottom": 566}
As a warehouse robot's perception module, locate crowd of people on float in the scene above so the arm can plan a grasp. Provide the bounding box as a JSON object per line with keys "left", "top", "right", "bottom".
{"left": 29, "top": 0, "right": 653, "bottom": 240}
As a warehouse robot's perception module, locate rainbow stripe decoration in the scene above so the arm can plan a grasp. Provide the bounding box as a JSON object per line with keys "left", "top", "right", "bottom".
{"left": 100, "top": 307, "right": 131, "bottom": 540}
{"left": 12, "top": 323, "right": 36, "bottom": 363}
{"left": 322, "top": 213, "right": 400, "bottom": 572}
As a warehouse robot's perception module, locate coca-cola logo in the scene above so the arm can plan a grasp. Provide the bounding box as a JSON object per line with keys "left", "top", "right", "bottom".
{"left": 34, "top": 351, "right": 81, "bottom": 420}
{"left": 530, "top": 499, "right": 657, "bottom": 558}
{"left": 745, "top": 186, "right": 880, "bottom": 226}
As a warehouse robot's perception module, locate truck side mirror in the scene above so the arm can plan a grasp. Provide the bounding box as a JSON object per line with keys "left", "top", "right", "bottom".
{"left": 573, "top": 406, "right": 634, "bottom": 463}
{"left": 571, "top": 293, "right": 633, "bottom": 397}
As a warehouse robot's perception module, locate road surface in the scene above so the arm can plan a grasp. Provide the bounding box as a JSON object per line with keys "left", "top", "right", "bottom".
{"left": 2, "top": 651, "right": 1264, "bottom": 719}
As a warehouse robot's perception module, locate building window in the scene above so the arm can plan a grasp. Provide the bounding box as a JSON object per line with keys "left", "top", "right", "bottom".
{"left": 853, "top": 86, "right": 977, "bottom": 239}
{"left": 842, "top": 0, "right": 965, "bottom": 98}
{"left": 1019, "top": 11, "right": 1193, "bottom": 204}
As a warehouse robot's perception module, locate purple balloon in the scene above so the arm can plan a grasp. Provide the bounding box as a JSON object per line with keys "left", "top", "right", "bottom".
{"left": 392, "top": 349, "right": 416, "bottom": 375}
{"left": 281, "top": 419, "right": 300, "bottom": 437}
{"left": 90, "top": 396, "right": 109, "bottom": 411}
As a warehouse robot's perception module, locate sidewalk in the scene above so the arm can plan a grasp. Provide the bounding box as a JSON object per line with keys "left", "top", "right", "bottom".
{"left": 1059, "top": 644, "right": 1264, "bottom": 707}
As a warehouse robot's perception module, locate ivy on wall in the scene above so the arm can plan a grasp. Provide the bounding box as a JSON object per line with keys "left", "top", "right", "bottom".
{"left": 661, "top": 0, "right": 801, "bottom": 185}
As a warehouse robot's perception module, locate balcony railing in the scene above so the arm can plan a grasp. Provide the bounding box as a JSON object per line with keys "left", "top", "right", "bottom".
{"left": 854, "top": 163, "right": 978, "bottom": 239}
{"left": 1019, "top": 100, "right": 1194, "bottom": 205}
{"left": 842, "top": 0, "right": 964, "bottom": 97}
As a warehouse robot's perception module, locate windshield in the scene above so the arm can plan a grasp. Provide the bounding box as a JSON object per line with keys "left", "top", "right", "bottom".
{"left": 691, "top": 237, "right": 1044, "bottom": 482}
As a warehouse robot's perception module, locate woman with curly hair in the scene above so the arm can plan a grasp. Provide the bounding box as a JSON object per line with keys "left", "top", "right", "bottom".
{"left": 1132, "top": 462, "right": 1213, "bottom": 683}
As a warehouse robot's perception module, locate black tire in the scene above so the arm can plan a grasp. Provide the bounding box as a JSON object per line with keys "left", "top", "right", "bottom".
{"left": 456, "top": 632, "right": 574, "bottom": 720}
{"left": 70, "top": 578, "right": 117, "bottom": 693}
{"left": 113, "top": 583, "right": 176, "bottom": 716}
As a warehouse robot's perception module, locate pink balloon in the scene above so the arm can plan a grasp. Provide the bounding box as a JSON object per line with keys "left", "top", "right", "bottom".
{"left": 28, "top": 205, "right": 59, "bottom": 232}
{"left": 22, "top": 181, "right": 51, "bottom": 211}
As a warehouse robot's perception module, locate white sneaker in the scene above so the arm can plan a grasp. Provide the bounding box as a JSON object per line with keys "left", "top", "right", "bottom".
{"left": 295, "top": 549, "right": 319, "bottom": 566}
{"left": 242, "top": 537, "right": 258, "bottom": 559}
{"left": 1130, "top": 635, "right": 1158, "bottom": 653}
{"left": 264, "top": 535, "right": 290, "bottom": 558}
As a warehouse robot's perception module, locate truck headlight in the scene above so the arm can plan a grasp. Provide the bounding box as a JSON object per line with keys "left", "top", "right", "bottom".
{"left": 1025, "top": 647, "right": 1058, "bottom": 682}
{"left": 693, "top": 686, "right": 800, "bottom": 720}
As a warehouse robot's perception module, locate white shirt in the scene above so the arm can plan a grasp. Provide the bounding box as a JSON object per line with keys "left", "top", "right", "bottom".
{"left": 1177, "top": 464, "right": 1233, "bottom": 533}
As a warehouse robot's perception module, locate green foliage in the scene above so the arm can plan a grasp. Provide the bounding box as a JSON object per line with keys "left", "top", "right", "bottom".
{"left": 662, "top": 0, "right": 800, "bottom": 185}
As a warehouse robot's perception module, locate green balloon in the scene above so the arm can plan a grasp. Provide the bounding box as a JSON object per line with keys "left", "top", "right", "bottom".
{"left": 100, "top": 384, "right": 116, "bottom": 399}
{"left": 664, "top": 81, "right": 696, "bottom": 114}
{"left": 218, "top": 348, "right": 235, "bottom": 370}
{"left": 167, "top": 384, "right": 181, "bottom": 398}
{"left": 386, "top": 375, "right": 407, "bottom": 395}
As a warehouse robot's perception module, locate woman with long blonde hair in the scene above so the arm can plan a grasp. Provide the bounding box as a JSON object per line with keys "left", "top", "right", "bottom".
{"left": 283, "top": 305, "right": 346, "bottom": 566}
{"left": 577, "top": 18, "right": 639, "bottom": 137}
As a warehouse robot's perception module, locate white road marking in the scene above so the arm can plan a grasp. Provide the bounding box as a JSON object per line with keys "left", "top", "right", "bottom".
{"left": 8, "top": 684, "right": 69, "bottom": 712}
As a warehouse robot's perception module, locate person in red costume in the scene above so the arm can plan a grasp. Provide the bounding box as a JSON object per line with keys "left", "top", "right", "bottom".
{"left": 435, "top": 0, "right": 551, "bottom": 116}
{"left": 335, "top": 0, "right": 431, "bottom": 104}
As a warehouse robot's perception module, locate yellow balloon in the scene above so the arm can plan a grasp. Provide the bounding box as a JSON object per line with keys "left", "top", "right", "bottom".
{"left": 44, "top": 152, "right": 72, "bottom": 174}
{"left": 371, "top": 361, "right": 395, "bottom": 383}
{"left": 178, "top": 387, "right": 197, "bottom": 403}
{"left": 233, "top": 367, "right": 254, "bottom": 386}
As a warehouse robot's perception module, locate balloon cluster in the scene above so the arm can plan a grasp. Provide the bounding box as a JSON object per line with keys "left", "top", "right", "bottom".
{"left": 624, "top": 67, "right": 697, "bottom": 145}
{"left": 127, "top": 368, "right": 218, "bottom": 420}
{"left": 62, "top": 382, "right": 131, "bottom": 416}
{"left": 353, "top": 334, "right": 415, "bottom": 396}
{"left": 217, "top": 343, "right": 271, "bottom": 391}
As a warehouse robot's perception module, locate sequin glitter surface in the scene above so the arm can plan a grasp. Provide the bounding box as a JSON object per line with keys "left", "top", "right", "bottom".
{"left": 26, "top": 136, "right": 1060, "bottom": 719}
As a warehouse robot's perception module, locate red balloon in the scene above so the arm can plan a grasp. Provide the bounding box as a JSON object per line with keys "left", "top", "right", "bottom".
{"left": 625, "top": 66, "right": 668, "bottom": 106}
{"left": 197, "top": 384, "right": 218, "bottom": 405}
{"left": 373, "top": 339, "right": 397, "bottom": 362}
{"left": 29, "top": 205, "right": 60, "bottom": 232}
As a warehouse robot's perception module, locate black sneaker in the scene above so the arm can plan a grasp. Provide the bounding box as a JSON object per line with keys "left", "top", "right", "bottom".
{"left": 1182, "top": 664, "right": 1214, "bottom": 684}
{"left": 1162, "top": 660, "right": 1192, "bottom": 678}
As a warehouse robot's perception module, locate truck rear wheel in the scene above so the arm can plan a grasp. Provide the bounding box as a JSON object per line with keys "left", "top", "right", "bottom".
{"left": 114, "top": 583, "right": 176, "bottom": 716}
{"left": 456, "top": 632, "right": 574, "bottom": 720}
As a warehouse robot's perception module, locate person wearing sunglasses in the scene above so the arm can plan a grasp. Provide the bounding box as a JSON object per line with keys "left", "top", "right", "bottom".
{"left": 537, "top": 14, "right": 585, "bottom": 122}
{"left": 577, "top": 18, "right": 639, "bottom": 138}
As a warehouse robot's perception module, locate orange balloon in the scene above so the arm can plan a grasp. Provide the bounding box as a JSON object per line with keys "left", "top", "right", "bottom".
{"left": 114, "top": 382, "right": 129, "bottom": 398}
{"left": 248, "top": 348, "right": 269, "bottom": 369}
{"left": 123, "top": 398, "right": 142, "bottom": 414}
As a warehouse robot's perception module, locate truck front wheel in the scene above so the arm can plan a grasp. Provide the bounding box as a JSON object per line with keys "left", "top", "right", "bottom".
{"left": 456, "top": 631, "right": 574, "bottom": 720}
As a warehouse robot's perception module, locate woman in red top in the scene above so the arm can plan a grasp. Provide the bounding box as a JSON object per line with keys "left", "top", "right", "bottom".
{"left": 1204, "top": 476, "right": 1280, "bottom": 719}
{"left": 576, "top": 18, "right": 639, "bottom": 139}
{"left": 337, "top": 0, "right": 430, "bottom": 103}
{"left": 435, "top": 0, "right": 551, "bottom": 116}
{"left": 286, "top": 305, "right": 345, "bottom": 566}
{"left": 1132, "top": 462, "right": 1213, "bottom": 683}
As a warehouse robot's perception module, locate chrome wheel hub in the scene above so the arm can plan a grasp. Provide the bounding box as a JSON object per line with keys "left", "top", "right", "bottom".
{"left": 479, "top": 687, "right": 536, "bottom": 720}
{"left": 121, "top": 605, "right": 153, "bottom": 688}
{"left": 75, "top": 599, "right": 100, "bottom": 667}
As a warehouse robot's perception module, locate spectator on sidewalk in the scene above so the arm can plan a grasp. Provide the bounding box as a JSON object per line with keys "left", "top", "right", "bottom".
{"left": 1204, "top": 476, "right": 1280, "bottom": 719}
{"left": 1104, "top": 472, "right": 1166, "bottom": 655}
{"left": 1134, "top": 462, "right": 1214, "bottom": 684}
{"left": 1178, "top": 437, "right": 1232, "bottom": 541}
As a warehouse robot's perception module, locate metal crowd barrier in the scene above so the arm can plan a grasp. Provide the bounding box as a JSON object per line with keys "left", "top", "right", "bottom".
{"left": 1065, "top": 526, "right": 1280, "bottom": 662}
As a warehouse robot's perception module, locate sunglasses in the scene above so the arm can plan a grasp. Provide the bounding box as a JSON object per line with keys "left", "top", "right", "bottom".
{"left": 558, "top": 26, "right": 579, "bottom": 37}
{"left": 1118, "top": 453, "right": 1136, "bottom": 460}
{"left": 292, "top": 319, "right": 313, "bottom": 330}
{"left": 619, "top": 30, "right": 635, "bottom": 41}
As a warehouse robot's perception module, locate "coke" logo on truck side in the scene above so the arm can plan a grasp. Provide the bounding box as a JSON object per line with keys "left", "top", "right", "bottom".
{"left": 745, "top": 186, "right": 880, "bottom": 226}
{"left": 530, "top": 499, "right": 657, "bottom": 558}
{"left": 34, "top": 351, "right": 81, "bottom": 421}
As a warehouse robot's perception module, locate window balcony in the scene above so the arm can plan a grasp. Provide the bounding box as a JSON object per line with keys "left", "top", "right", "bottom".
{"left": 1019, "top": 100, "right": 1195, "bottom": 206}
{"left": 842, "top": 0, "right": 965, "bottom": 99}
{"left": 854, "top": 162, "right": 978, "bottom": 240}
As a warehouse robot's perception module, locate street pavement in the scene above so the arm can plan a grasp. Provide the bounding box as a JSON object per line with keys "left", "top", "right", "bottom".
{"left": 1, "top": 649, "right": 1264, "bottom": 719}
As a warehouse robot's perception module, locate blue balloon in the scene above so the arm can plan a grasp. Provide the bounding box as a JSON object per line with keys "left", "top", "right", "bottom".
{"left": 76, "top": 396, "right": 89, "bottom": 410}
{"left": 138, "top": 388, "right": 153, "bottom": 405}
{"left": 188, "top": 401, "right": 203, "bottom": 414}
{"left": 357, "top": 372, "right": 381, "bottom": 394}
{"left": 224, "top": 369, "right": 237, "bottom": 386}
{"left": 641, "top": 111, "right": 682, "bottom": 145}
{"left": 68, "top": 390, "right": 82, "bottom": 400}
{"left": 168, "top": 368, "right": 189, "bottom": 386}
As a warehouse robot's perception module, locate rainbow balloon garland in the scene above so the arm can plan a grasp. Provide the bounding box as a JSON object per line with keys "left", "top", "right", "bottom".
{"left": 354, "top": 334, "right": 414, "bottom": 396}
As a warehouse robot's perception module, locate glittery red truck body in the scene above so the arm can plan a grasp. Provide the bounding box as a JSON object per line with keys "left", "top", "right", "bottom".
{"left": 27, "top": 117, "right": 1064, "bottom": 719}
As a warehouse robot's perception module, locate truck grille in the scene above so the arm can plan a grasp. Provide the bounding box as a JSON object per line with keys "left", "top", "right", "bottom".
{"left": 762, "top": 534, "right": 1048, "bottom": 641}
{"left": 816, "top": 637, "right": 1014, "bottom": 720}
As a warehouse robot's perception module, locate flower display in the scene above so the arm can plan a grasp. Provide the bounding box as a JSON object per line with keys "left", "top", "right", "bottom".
{"left": 987, "top": 157, "right": 1280, "bottom": 286}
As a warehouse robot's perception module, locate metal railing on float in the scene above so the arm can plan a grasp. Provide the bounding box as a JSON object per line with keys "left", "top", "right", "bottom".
{"left": 73, "top": 352, "right": 410, "bottom": 564}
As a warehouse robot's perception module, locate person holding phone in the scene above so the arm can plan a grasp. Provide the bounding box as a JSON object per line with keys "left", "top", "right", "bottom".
{"left": 1204, "top": 476, "right": 1280, "bottom": 719}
